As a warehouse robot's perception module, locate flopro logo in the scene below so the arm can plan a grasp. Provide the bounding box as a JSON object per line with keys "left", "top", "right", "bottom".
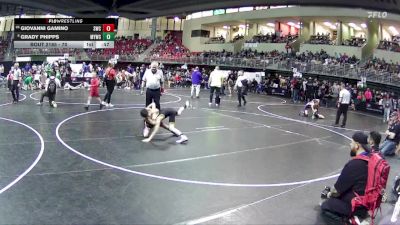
{"left": 368, "top": 11, "right": 388, "bottom": 18}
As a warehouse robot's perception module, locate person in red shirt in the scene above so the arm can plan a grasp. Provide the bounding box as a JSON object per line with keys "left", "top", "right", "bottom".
{"left": 85, "top": 72, "right": 104, "bottom": 111}
{"left": 102, "top": 63, "right": 116, "bottom": 107}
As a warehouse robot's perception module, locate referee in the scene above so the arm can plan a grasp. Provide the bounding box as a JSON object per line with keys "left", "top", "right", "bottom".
{"left": 333, "top": 83, "right": 351, "bottom": 128}
{"left": 141, "top": 62, "right": 164, "bottom": 110}
{"left": 11, "top": 63, "right": 21, "bottom": 103}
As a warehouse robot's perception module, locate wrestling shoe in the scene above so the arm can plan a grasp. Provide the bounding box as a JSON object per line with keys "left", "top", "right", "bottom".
{"left": 176, "top": 135, "right": 188, "bottom": 144}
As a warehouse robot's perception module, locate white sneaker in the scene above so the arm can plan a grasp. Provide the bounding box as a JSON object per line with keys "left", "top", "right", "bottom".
{"left": 216, "top": 104, "right": 219, "bottom": 107}
{"left": 353, "top": 216, "right": 371, "bottom": 225}
{"left": 36, "top": 102, "right": 42, "bottom": 105}
{"left": 108, "top": 103, "right": 114, "bottom": 108}
{"left": 208, "top": 102, "right": 212, "bottom": 107}
{"left": 176, "top": 135, "right": 188, "bottom": 144}
{"left": 143, "top": 127, "right": 150, "bottom": 138}
{"left": 101, "top": 101, "right": 107, "bottom": 105}
{"left": 185, "top": 100, "right": 190, "bottom": 108}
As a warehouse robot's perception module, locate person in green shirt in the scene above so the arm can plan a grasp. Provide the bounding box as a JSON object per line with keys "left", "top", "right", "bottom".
{"left": 23, "top": 73, "right": 33, "bottom": 90}
{"left": 55, "top": 68, "right": 61, "bottom": 80}
{"left": 45, "top": 63, "right": 53, "bottom": 78}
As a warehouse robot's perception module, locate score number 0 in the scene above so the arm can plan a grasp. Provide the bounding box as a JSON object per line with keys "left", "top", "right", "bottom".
{"left": 102, "top": 24, "right": 115, "bottom": 32}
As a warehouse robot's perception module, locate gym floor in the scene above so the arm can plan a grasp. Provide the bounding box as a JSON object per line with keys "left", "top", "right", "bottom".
{"left": 0, "top": 88, "right": 399, "bottom": 225}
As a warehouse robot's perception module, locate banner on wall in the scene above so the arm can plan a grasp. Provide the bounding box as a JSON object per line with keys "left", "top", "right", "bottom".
{"left": 267, "top": 87, "right": 289, "bottom": 96}
{"left": 219, "top": 70, "right": 232, "bottom": 78}
{"left": 46, "top": 56, "right": 64, "bottom": 64}
{"left": 70, "top": 64, "right": 83, "bottom": 77}
{"left": 244, "top": 43, "right": 258, "bottom": 48}
{"left": 244, "top": 72, "right": 264, "bottom": 83}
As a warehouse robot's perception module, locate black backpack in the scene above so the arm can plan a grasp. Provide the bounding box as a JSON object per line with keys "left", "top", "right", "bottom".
{"left": 241, "top": 78, "right": 248, "bottom": 87}
{"left": 241, "top": 79, "right": 249, "bottom": 94}
{"left": 48, "top": 78, "right": 57, "bottom": 94}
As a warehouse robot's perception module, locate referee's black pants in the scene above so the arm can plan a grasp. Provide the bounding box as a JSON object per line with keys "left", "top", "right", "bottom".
{"left": 335, "top": 104, "right": 349, "bottom": 126}
{"left": 146, "top": 88, "right": 161, "bottom": 110}
{"left": 209, "top": 86, "right": 220, "bottom": 104}
{"left": 237, "top": 87, "right": 246, "bottom": 106}
{"left": 11, "top": 80, "right": 19, "bottom": 102}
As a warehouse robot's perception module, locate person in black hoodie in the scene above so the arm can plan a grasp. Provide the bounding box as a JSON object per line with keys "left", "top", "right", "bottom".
{"left": 321, "top": 132, "right": 370, "bottom": 224}
{"left": 306, "top": 77, "right": 314, "bottom": 102}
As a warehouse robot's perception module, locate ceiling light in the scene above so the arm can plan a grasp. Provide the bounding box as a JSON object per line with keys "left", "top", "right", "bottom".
{"left": 267, "top": 23, "right": 275, "bottom": 27}
{"left": 361, "top": 23, "right": 367, "bottom": 28}
{"left": 348, "top": 23, "right": 361, "bottom": 31}
{"left": 389, "top": 26, "right": 399, "bottom": 35}
{"left": 287, "top": 22, "right": 295, "bottom": 26}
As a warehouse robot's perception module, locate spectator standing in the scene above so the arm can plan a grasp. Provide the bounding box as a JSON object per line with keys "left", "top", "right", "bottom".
{"left": 190, "top": 67, "right": 202, "bottom": 98}
{"left": 380, "top": 94, "right": 392, "bottom": 123}
{"left": 102, "top": 63, "right": 117, "bottom": 107}
{"left": 208, "top": 66, "right": 224, "bottom": 107}
{"left": 234, "top": 70, "right": 247, "bottom": 107}
{"left": 364, "top": 88, "right": 372, "bottom": 103}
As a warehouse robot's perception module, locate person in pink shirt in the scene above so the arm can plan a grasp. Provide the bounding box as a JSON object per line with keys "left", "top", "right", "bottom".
{"left": 85, "top": 72, "right": 105, "bottom": 111}
{"left": 364, "top": 88, "right": 372, "bottom": 103}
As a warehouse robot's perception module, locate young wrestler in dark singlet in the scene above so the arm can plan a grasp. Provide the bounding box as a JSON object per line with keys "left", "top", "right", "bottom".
{"left": 140, "top": 101, "right": 190, "bottom": 143}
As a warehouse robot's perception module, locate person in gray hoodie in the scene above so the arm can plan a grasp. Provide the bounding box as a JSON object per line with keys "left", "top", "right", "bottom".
{"left": 381, "top": 94, "right": 392, "bottom": 123}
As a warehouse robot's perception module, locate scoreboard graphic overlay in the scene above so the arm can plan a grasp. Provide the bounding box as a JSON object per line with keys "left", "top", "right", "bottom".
{"left": 14, "top": 18, "right": 116, "bottom": 49}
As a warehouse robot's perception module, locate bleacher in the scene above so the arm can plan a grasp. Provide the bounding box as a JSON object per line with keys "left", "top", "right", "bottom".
{"left": 343, "top": 36, "right": 366, "bottom": 47}
{"left": 86, "top": 38, "right": 152, "bottom": 60}
{"left": 205, "top": 36, "right": 225, "bottom": 44}
{"left": 246, "top": 33, "right": 298, "bottom": 44}
{"left": 308, "top": 33, "right": 332, "bottom": 45}
{"left": 149, "top": 32, "right": 190, "bottom": 59}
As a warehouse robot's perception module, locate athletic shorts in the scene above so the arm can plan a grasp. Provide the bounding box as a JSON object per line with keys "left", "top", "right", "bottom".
{"left": 160, "top": 108, "right": 177, "bottom": 123}
{"left": 90, "top": 88, "right": 100, "bottom": 97}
